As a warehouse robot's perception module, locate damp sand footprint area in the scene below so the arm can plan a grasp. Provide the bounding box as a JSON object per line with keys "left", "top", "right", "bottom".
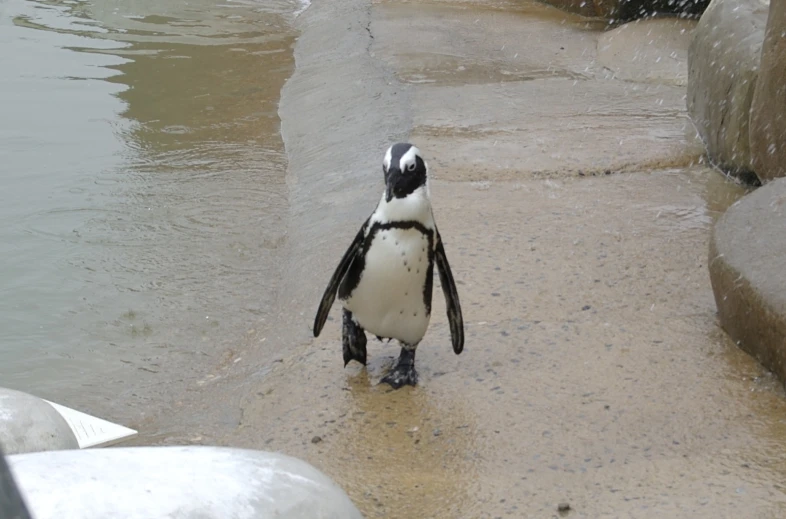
{"left": 141, "top": 0, "right": 786, "bottom": 517}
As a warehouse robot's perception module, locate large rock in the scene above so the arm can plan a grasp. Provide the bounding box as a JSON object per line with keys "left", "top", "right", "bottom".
{"left": 687, "top": 0, "right": 769, "bottom": 181}
{"left": 0, "top": 388, "right": 78, "bottom": 455}
{"left": 749, "top": 0, "right": 786, "bottom": 182}
{"left": 8, "top": 446, "right": 363, "bottom": 519}
{"left": 709, "top": 178, "right": 786, "bottom": 384}
{"left": 544, "top": 0, "right": 709, "bottom": 20}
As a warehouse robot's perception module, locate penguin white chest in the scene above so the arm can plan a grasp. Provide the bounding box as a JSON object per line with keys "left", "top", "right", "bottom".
{"left": 342, "top": 227, "right": 432, "bottom": 345}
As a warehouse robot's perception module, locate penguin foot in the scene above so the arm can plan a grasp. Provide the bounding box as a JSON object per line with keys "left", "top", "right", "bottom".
{"left": 380, "top": 347, "right": 418, "bottom": 389}
{"left": 342, "top": 310, "right": 367, "bottom": 367}
{"left": 381, "top": 365, "right": 419, "bottom": 388}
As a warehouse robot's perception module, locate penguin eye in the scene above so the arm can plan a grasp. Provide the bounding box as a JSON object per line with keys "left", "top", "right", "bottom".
{"left": 407, "top": 163, "right": 416, "bottom": 172}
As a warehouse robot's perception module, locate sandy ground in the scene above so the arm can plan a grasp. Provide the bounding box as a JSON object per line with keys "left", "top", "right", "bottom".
{"left": 139, "top": 0, "right": 786, "bottom": 517}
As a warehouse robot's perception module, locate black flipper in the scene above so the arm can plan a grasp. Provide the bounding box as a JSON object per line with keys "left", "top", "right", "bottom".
{"left": 380, "top": 347, "right": 418, "bottom": 388}
{"left": 313, "top": 221, "right": 368, "bottom": 337}
{"left": 342, "top": 309, "right": 367, "bottom": 366}
{"left": 434, "top": 231, "right": 464, "bottom": 354}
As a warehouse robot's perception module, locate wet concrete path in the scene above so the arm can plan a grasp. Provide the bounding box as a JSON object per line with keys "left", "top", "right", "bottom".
{"left": 145, "top": 0, "right": 786, "bottom": 516}
{"left": 238, "top": 172, "right": 786, "bottom": 518}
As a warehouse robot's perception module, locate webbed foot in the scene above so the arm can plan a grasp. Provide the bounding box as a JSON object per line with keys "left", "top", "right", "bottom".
{"left": 380, "top": 347, "right": 418, "bottom": 389}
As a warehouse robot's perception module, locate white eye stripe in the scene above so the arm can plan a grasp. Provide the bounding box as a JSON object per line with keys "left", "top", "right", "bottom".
{"left": 399, "top": 145, "right": 420, "bottom": 171}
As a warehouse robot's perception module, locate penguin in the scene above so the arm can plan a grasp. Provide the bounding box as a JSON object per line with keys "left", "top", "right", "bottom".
{"left": 313, "top": 143, "right": 464, "bottom": 388}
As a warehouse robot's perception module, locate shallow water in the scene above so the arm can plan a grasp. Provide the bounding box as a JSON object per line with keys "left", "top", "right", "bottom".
{"left": 0, "top": 0, "right": 297, "bottom": 421}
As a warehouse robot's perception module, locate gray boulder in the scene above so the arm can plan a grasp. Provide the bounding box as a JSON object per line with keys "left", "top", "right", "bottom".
{"left": 8, "top": 446, "right": 363, "bottom": 519}
{"left": 0, "top": 388, "right": 78, "bottom": 455}
{"left": 749, "top": 0, "right": 786, "bottom": 182}
{"left": 709, "top": 178, "right": 786, "bottom": 385}
{"left": 687, "top": 0, "right": 769, "bottom": 181}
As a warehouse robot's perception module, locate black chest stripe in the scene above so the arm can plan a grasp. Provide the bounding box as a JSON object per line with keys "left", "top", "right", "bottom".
{"left": 339, "top": 220, "right": 435, "bottom": 314}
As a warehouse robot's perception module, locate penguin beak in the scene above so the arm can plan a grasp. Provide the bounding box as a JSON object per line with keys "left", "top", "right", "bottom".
{"left": 385, "top": 167, "right": 401, "bottom": 202}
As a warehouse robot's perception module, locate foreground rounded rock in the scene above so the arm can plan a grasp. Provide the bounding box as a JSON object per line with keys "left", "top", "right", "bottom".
{"left": 687, "top": 0, "right": 769, "bottom": 180}
{"left": 709, "top": 178, "right": 786, "bottom": 384}
{"left": 8, "top": 446, "right": 363, "bottom": 519}
{"left": 749, "top": 0, "right": 786, "bottom": 182}
{"left": 0, "top": 388, "right": 78, "bottom": 455}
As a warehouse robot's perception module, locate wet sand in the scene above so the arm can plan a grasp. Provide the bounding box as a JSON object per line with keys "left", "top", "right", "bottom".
{"left": 142, "top": 0, "right": 786, "bottom": 516}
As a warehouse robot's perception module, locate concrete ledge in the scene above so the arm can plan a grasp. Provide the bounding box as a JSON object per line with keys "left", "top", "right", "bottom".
{"left": 8, "top": 446, "right": 363, "bottom": 519}
{"left": 0, "top": 389, "right": 78, "bottom": 455}
{"left": 598, "top": 18, "right": 695, "bottom": 86}
{"left": 709, "top": 178, "right": 786, "bottom": 383}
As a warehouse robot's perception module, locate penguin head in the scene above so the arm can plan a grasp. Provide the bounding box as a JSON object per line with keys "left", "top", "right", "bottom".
{"left": 382, "top": 143, "right": 428, "bottom": 203}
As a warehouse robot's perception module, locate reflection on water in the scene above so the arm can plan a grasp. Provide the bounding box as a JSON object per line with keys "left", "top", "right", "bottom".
{"left": 0, "top": 0, "right": 296, "bottom": 423}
